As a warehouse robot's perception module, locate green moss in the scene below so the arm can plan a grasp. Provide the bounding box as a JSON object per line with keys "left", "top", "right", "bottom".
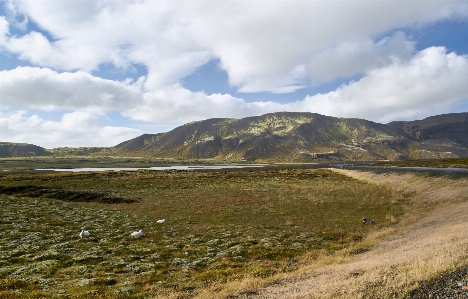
{"left": 0, "top": 165, "right": 408, "bottom": 298}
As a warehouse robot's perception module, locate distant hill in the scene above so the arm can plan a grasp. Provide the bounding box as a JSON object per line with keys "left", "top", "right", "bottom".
{"left": 114, "top": 112, "right": 468, "bottom": 162}
{"left": 48, "top": 147, "right": 113, "bottom": 157}
{"left": 0, "top": 142, "right": 51, "bottom": 158}
{"left": 388, "top": 112, "right": 468, "bottom": 147}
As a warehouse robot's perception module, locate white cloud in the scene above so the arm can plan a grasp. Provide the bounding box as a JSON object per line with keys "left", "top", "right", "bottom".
{"left": 5, "top": 31, "right": 55, "bottom": 64}
{"left": 307, "top": 31, "right": 416, "bottom": 84}
{"left": 123, "top": 47, "right": 468, "bottom": 124}
{"left": 1, "top": 1, "right": 468, "bottom": 149}
{"left": 0, "top": 16, "right": 8, "bottom": 40}
{"left": 2, "top": 47, "right": 468, "bottom": 128}
{"left": 3, "top": 0, "right": 467, "bottom": 93}
{"left": 237, "top": 65, "right": 307, "bottom": 94}
{"left": 0, "top": 66, "right": 284, "bottom": 123}
{"left": 295, "top": 47, "right": 468, "bottom": 123}
{"left": 0, "top": 67, "right": 144, "bottom": 111}
{"left": 123, "top": 84, "right": 285, "bottom": 123}
{"left": 3, "top": 0, "right": 28, "bottom": 30}
{"left": 0, "top": 110, "right": 143, "bottom": 148}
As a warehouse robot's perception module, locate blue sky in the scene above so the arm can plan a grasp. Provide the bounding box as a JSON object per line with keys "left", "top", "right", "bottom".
{"left": 1, "top": 0, "right": 468, "bottom": 148}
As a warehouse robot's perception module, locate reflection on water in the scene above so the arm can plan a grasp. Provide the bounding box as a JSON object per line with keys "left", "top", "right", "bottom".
{"left": 36, "top": 165, "right": 264, "bottom": 172}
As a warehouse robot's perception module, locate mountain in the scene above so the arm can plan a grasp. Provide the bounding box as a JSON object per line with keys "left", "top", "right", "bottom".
{"left": 388, "top": 112, "right": 468, "bottom": 147}
{"left": 115, "top": 112, "right": 468, "bottom": 162}
{"left": 0, "top": 142, "right": 51, "bottom": 158}
{"left": 2, "top": 112, "right": 466, "bottom": 161}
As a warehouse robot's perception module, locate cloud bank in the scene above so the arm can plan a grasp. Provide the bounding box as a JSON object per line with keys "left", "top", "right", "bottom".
{"left": 1, "top": 0, "right": 468, "bottom": 147}
{"left": 2, "top": 47, "right": 467, "bottom": 126}
{"left": 0, "top": 111, "right": 143, "bottom": 148}
{"left": 1, "top": 67, "right": 144, "bottom": 111}
{"left": 2, "top": 0, "right": 468, "bottom": 92}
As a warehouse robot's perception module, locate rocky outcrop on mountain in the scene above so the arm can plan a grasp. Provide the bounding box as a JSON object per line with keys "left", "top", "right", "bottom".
{"left": 114, "top": 112, "right": 468, "bottom": 162}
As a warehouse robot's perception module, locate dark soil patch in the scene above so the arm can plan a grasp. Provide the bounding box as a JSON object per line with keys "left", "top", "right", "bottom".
{"left": 0, "top": 185, "right": 136, "bottom": 204}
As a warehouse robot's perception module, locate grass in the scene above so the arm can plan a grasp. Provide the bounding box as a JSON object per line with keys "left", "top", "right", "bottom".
{"left": 0, "top": 161, "right": 411, "bottom": 298}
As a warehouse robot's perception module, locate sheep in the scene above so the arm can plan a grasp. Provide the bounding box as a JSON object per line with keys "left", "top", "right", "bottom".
{"left": 156, "top": 219, "right": 165, "bottom": 224}
{"left": 79, "top": 229, "right": 90, "bottom": 238}
{"left": 131, "top": 230, "right": 144, "bottom": 238}
{"left": 362, "top": 218, "right": 375, "bottom": 225}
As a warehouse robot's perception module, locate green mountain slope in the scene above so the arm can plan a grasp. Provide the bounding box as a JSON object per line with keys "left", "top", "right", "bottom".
{"left": 115, "top": 112, "right": 468, "bottom": 162}
{"left": 3, "top": 112, "right": 466, "bottom": 161}
{"left": 0, "top": 142, "right": 51, "bottom": 158}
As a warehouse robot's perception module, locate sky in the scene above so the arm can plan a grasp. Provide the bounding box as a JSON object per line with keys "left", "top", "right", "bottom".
{"left": 1, "top": 0, "right": 468, "bottom": 149}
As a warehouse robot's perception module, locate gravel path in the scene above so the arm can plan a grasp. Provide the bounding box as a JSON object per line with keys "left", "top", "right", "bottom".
{"left": 406, "top": 266, "right": 468, "bottom": 299}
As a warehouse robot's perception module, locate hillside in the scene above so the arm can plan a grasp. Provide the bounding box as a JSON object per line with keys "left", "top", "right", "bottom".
{"left": 0, "top": 142, "right": 51, "bottom": 158}
{"left": 48, "top": 147, "right": 113, "bottom": 157}
{"left": 2, "top": 112, "right": 467, "bottom": 161}
{"left": 388, "top": 112, "right": 468, "bottom": 147}
{"left": 115, "top": 112, "right": 468, "bottom": 162}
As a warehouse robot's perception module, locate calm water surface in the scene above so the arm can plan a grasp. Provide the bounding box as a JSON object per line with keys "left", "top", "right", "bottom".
{"left": 36, "top": 165, "right": 264, "bottom": 172}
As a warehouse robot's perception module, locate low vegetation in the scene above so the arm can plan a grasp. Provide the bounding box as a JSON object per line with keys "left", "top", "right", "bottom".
{"left": 241, "top": 169, "right": 468, "bottom": 299}
{"left": 0, "top": 160, "right": 408, "bottom": 298}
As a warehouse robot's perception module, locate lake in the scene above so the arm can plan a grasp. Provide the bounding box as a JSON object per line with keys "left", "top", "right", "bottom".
{"left": 36, "top": 165, "right": 265, "bottom": 172}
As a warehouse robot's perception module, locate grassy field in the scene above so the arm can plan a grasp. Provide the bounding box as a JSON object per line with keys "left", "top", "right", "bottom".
{"left": 242, "top": 169, "right": 468, "bottom": 299}
{"left": 1, "top": 159, "right": 411, "bottom": 298}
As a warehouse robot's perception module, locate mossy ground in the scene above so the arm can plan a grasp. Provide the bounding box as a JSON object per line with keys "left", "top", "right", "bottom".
{"left": 0, "top": 161, "right": 408, "bottom": 298}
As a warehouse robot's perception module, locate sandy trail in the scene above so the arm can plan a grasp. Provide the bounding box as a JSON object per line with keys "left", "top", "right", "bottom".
{"left": 232, "top": 170, "right": 468, "bottom": 299}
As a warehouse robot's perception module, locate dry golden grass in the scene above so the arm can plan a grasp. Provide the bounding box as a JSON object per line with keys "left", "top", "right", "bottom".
{"left": 197, "top": 170, "right": 468, "bottom": 299}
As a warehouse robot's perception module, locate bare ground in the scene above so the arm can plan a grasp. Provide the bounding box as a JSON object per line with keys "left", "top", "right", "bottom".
{"left": 205, "top": 170, "right": 468, "bottom": 299}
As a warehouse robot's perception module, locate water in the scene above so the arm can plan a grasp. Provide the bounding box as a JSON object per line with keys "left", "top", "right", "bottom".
{"left": 334, "top": 165, "right": 468, "bottom": 175}
{"left": 334, "top": 165, "right": 468, "bottom": 173}
{"left": 36, "top": 165, "right": 264, "bottom": 172}
{"left": 398, "top": 166, "right": 468, "bottom": 173}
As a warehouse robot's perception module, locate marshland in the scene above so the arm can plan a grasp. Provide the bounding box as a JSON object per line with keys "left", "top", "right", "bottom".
{"left": 1, "top": 157, "right": 468, "bottom": 298}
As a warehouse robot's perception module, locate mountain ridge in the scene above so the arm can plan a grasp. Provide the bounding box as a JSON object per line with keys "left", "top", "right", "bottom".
{"left": 0, "top": 142, "right": 51, "bottom": 158}
{"left": 115, "top": 112, "right": 468, "bottom": 162}
{"left": 2, "top": 112, "right": 468, "bottom": 161}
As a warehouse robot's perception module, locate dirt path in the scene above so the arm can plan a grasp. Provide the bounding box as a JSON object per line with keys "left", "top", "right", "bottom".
{"left": 227, "top": 170, "right": 468, "bottom": 299}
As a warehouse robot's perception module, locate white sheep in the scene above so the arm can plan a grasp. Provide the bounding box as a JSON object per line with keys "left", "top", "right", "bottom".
{"left": 156, "top": 219, "right": 165, "bottom": 224}
{"left": 131, "top": 230, "right": 144, "bottom": 238}
{"left": 79, "top": 230, "right": 90, "bottom": 238}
